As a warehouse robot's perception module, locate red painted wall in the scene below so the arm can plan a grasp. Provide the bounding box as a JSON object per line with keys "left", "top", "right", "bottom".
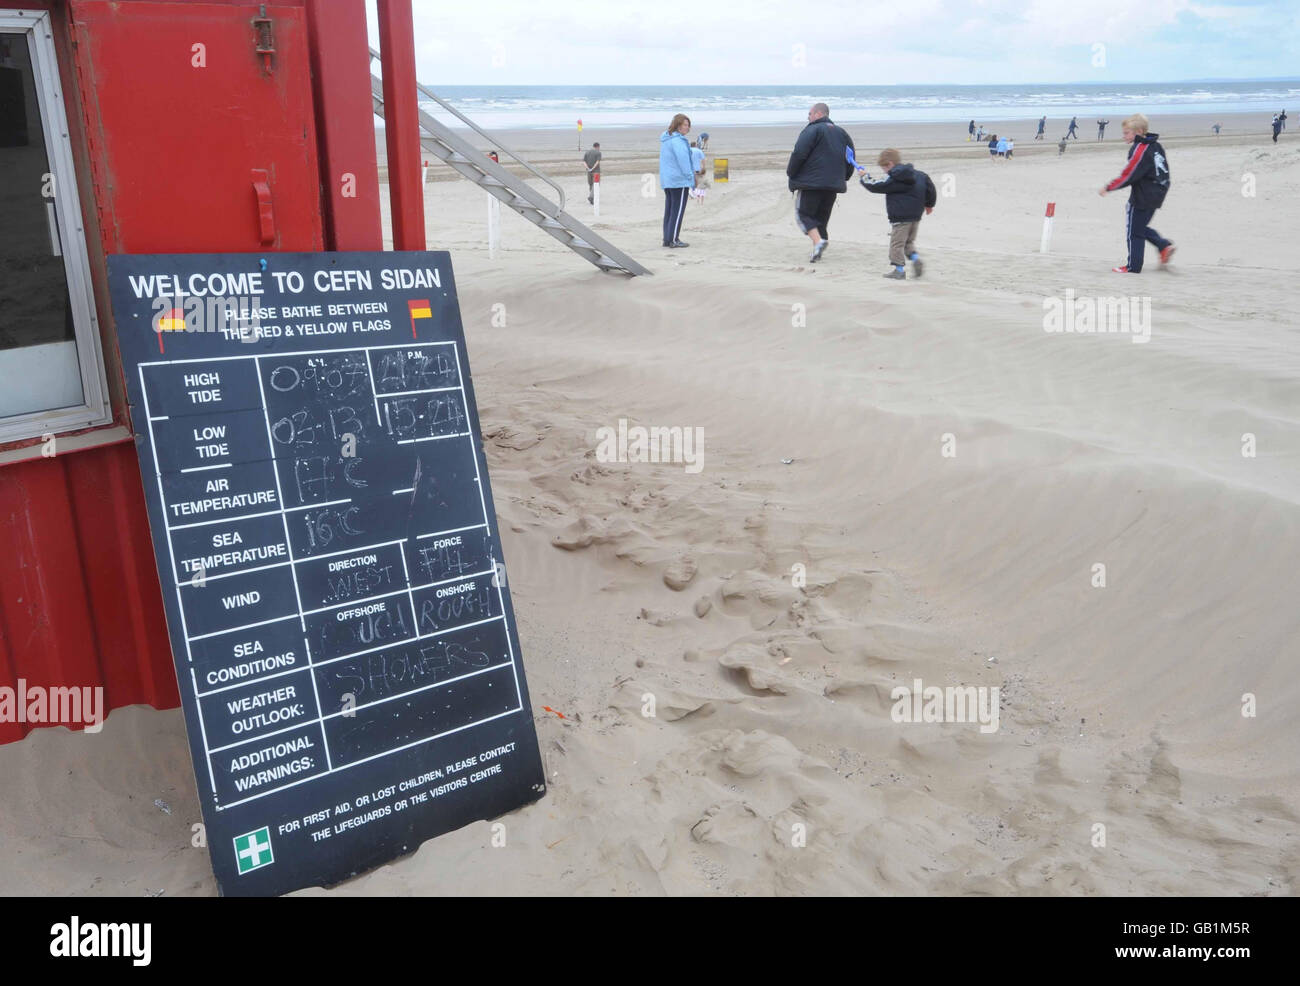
{"left": 0, "top": 441, "right": 180, "bottom": 743}
{"left": 0, "top": 0, "right": 380, "bottom": 741}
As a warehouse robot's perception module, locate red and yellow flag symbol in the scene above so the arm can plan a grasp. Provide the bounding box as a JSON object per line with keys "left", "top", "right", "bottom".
{"left": 408, "top": 298, "right": 432, "bottom": 338}
{"left": 154, "top": 306, "right": 185, "bottom": 352}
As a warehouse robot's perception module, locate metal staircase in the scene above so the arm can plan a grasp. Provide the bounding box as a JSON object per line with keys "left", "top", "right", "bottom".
{"left": 369, "top": 52, "right": 651, "bottom": 276}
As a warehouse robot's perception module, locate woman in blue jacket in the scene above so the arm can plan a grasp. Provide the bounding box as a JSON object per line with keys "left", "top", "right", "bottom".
{"left": 659, "top": 114, "right": 697, "bottom": 247}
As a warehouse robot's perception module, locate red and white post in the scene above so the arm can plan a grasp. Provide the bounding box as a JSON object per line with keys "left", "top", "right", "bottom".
{"left": 592, "top": 171, "right": 600, "bottom": 217}
{"left": 1040, "top": 202, "right": 1056, "bottom": 253}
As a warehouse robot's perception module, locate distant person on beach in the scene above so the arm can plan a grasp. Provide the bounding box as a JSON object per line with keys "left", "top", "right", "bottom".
{"left": 786, "top": 101, "right": 856, "bottom": 263}
{"left": 699, "top": 132, "right": 710, "bottom": 150}
{"left": 1036, "top": 116, "right": 1046, "bottom": 140}
{"left": 1058, "top": 136, "right": 1068, "bottom": 155}
{"left": 988, "top": 134, "right": 999, "bottom": 158}
{"left": 583, "top": 142, "right": 601, "bottom": 205}
{"left": 859, "top": 148, "right": 936, "bottom": 280}
{"left": 1098, "top": 113, "right": 1174, "bottom": 274}
{"left": 1272, "top": 114, "right": 1282, "bottom": 143}
{"left": 996, "top": 135, "right": 1008, "bottom": 158}
{"left": 1097, "top": 119, "right": 1109, "bottom": 140}
{"left": 1067, "top": 116, "right": 1079, "bottom": 139}
{"left": 1281, "top": 111, "right": 1287, "bottom": 131}
{"left": 659, "top": 114, "right": 696, "bottom": 247}
{"left": 1213, "top": 123, "right": 1221, "bottom": 137}
{"left": 1006, "top": 137, "right": 1014, "bottom": 157}
{"left": 969, "top": 119, "right": 975, "bottom": 140}
{"left": 692, "top": 139, "right": 711, "bottom": 188}
{"left": 976, "top": 125, "right": 986, "bottom": 141}
{"left": 689, "top": 139, "right": 708, "bottom": 194}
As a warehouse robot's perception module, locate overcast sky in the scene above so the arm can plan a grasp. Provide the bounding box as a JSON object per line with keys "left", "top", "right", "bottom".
{"left": 366, "top": 0, "right": 1300, "bottom": 86}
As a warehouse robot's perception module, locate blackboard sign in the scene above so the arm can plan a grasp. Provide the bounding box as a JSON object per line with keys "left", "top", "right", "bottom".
{"left": 107, "top": 251, "right": 546, "bottom": 896}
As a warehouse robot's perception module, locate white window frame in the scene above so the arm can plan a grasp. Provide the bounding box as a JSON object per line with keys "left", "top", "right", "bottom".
{"left": 0, "top": 9, "right": 111, "bottom": 445}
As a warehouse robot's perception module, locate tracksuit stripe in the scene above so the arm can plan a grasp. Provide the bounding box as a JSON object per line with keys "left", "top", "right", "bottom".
{"left": 1107, "top": 142, "right": 1147, "bottom": 192}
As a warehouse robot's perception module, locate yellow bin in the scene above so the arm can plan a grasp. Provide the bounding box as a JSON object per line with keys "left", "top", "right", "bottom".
{"left": 713, "top": 157, "right": 729, "bottom": 182}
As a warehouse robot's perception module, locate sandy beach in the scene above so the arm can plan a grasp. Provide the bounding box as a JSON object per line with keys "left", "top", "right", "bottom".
{"left": 3, "top": 113, "right": 1297, "bottom": 896}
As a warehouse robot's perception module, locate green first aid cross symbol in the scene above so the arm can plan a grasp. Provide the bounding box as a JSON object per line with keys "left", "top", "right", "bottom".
{"left": 234, "top": 827, "right": 274, "bottom": 874}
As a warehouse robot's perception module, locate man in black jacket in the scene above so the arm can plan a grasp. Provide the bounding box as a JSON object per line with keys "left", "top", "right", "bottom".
{"left": 861, "top": 149, "right": 937, "bottom": 280}
{"left": 787, "top": 103, "right": 856, "bottom": 263}
{"left": 1099, "top": 113, "right": 1174, "bottom": 273}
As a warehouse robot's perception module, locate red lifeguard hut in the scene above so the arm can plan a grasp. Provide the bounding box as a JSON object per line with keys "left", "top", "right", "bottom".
{"left": 1, "top": 0, "right": 648, "bottom": 746}
{"left": 0, "top": 0, "right": 427, "bottom": 742}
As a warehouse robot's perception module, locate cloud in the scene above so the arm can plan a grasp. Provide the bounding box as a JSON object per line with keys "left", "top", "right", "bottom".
{"left": 365, "top": 0, "right": 1300, "bottom": 84}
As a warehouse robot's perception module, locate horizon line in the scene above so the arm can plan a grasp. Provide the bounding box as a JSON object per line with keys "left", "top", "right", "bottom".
{"left": 406, "top": 77, "right": 1300, "bottom": 88}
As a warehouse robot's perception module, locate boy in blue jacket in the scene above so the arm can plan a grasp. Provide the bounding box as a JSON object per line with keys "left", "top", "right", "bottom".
{"left": 860, "top": 148, "right": 937, "bottom": 280}
{"left": 1098, "top": 113, "right": 1174, "bottom": 273}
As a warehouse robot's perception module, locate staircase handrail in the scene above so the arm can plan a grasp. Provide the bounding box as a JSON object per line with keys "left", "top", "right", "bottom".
{"left": 369, "top": 48, "right": 566, "bottom": 213}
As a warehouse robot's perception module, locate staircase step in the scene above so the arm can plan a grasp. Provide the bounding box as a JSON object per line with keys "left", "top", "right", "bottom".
{"left": 372, "top": 70, "right": 650, "bottom": 276}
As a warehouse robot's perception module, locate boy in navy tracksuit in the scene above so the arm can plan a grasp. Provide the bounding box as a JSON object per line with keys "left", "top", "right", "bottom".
{"left": 1099, "top": 113, "right": 1174, "bottom": 273}
{"left": 859, "top": 148, "right": 937, "bottom": 280}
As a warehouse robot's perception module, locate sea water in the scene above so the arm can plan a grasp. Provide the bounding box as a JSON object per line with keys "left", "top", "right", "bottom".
{"left": 407, "top": 80, "right": 1300, "bottom": 130}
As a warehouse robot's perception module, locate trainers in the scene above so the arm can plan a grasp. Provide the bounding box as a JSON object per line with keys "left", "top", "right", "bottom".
{"left": 809, "top": 241, "right": 826, "bottom": 263}
{"left": 1111, "top": 265, "right": 1131, "bottom": 273}
{"left": 882, "top": 269, "right": 906, "bottom": 280}
{"left": 1160, "top": 244, "right": 1176, "bottom": 265}
{"left": 672, "top": 240, "right": 690, "bottom": 248}
{"left": 910, "top": 256, "right": 924, "bottom": 278}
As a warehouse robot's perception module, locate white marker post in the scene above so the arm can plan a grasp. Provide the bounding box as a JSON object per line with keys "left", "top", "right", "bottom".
{"left": 592, "top": 171, "right": 600, "bottom": 217}
{"left": 1040, "top": 201, "right": 1056, "bottom": 253}
{"left": 422, "top": 158, "right": 428, "bottom": 186}
{"left": 486, "top": 192, "right": 501, "bottom": 259}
